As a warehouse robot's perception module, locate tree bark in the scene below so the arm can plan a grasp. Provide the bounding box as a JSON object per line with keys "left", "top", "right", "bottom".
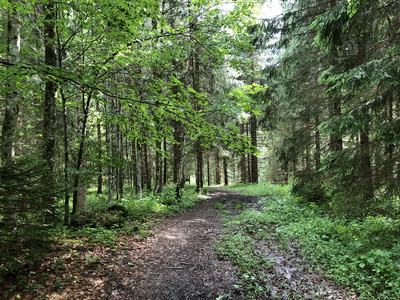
{"left": 72, "top": 92, "right": 92, "bottom": 214}
{"left": 239, "top": 124, "right": 246, "bottom": 183}
{"left": 175, "top": 130, "right": 186, "bottom": 199}
{"left": 0, "top": 1, "right": 21, "bottom": 231}
{"left": 215, "top": 150, "right": 221, "bottom": 185}
{"left": 223, "top": 157, "right": 228, "bottom": 186}
{"left": 358, "top": 39, "right": 374, "bottom": 202}
{"left": 195, "top": 140, "right": 203, "bottom": 192}
{"left": 163, "top": 138, "right": 167, "bottom": 185}
{"left": 315, "top": 115, "right": 321, "bottom": 172}
{"left": 246, "top": 123, "right": 251, "bottom": 183}
{"left": 1, "top": 1, "right": 20, "bottom": 166}
{"left": 60, "top": 89, "right": 70, "bottom": 226}
{"left": 250, "top": 114, "right": 258, "bottom": 183}
{"left": 96, "top": 101, "right": 103, "bottom": 194}
{"left": 42, "top": 0, "right": 58, "bottom": 223}
{"left": 387, "top": 92, "right": 394, "bottom": 180}
{"left": 154, "top": 140, "right": 163, "bottom": 194}
{"left": 136, "top": 141, "right": 143, "bottom": 198}
{"left": 144, "top": 142, "right": 151, "bottom": 191}
{"left": 207, "top": 154, "right": 211, "bottom": 186}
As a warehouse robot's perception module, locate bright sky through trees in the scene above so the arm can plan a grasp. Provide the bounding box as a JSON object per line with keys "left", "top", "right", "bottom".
{"left": 261, "top": 0, "right": 282, "bottom": 18}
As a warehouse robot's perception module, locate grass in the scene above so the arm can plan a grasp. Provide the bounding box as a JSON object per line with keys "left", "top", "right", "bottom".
{"left": 216, "top": 182, "right": 400, "bottom": 299}
{"left": 215, "top": 228, "right": 273, "bottom": 298}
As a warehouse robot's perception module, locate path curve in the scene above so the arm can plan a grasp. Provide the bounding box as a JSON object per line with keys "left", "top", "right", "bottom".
{"left": 101, "top": 188, "right": 247, "bottom": 300}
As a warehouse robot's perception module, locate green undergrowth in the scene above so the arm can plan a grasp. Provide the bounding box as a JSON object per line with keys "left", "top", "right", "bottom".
{"left": 67, "top": 185, "right": 205, "bottom": 245}
{"left": 215, "top": 228, "right": 273, "bottom": 298}
{"left": 217, "top": 182, "right": 400, "bottom": 299}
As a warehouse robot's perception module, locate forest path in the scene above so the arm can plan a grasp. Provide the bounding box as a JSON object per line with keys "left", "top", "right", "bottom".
{"left": 100, "top": 187, "right": 245, "bottom": 300}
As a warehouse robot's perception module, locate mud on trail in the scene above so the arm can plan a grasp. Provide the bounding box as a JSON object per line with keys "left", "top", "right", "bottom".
{"left": 3, "top": 188, "right": 355, "bottom": 299}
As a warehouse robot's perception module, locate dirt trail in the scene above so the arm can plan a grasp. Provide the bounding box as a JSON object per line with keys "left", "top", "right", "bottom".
{"left": 100, "top": 188, "right": 244, "bottom": 300}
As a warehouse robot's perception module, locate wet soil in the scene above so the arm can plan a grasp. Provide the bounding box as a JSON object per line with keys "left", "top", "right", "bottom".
{"left": 3, "top": 188, "right": 356, "bottom": 299}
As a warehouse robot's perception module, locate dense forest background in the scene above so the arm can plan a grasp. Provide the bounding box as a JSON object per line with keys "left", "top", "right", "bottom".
{"left": 1, "top": 0, "right": 400, "bottom": 294}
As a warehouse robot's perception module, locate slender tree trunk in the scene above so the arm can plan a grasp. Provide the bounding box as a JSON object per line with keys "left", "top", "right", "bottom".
{"left": 42, "top": 0, "right": 58, "bottom": 223}
{"left": 215, "top": 151, "right": 221, "bottom": 185}
{"left": 360, "top": 129, "right": 374, "bottom": 201}
{"left": 315, "top": 115, "right": 321, "bottom": 172}
{"left": 223, "top": 157, "right": 228, "bottom": 186}
{"left": 60, "top": 89, "right": 70, "bottom": 226}
{"left": 136, "top": 141, "right": 143, "bottom": 198}
{"left": 132, "top": 138, "right": 138, "bottom": 192}
{"left": 0, "top": 2, "right": 20, "bottom": 231}
{"left": 72, "top": 92, "right": 92, "bottom": 214}
{"left": 1, "top": 2, "right": 20, "bottom": 166}
{"left": 96, "top": 101, "right": 103, "bottom": 194}
{"left": 239, "top": 124, "right": 246, "bottom": 183}
{"left": 144, "top": 143, "right": 151, "bottom": 191}
{"left": 175, "top": 131, "right": 186, "bottom": 199}
{"left": 207, "top": 154, "right": 211, "bottom": 186}
{"left": 118, "top": 127, "right": 124, "bottom": 200}
{"left": 358, "top": 39, "right": 374, "bottom": 202}
{"left": 173, "top": 122, "right": 180, "bottom": 184}
{"left": 154, "top": 140, "right": 163, "bottom": 194}
{"left": 195, "top": 140, "right": 203, "bottom": 192}
{"left": 106, "top": 123, "right": 114, "bottom": 204}
{"left": 246, "top": 123, "right": 251, "bottom": 183}
{"left": 250, "top": 114, "right": 258, "bottom": 183}
{"left": 163, "top": 138, "right": 167, "bottom": 185}
{"left": 387, "top": 92, "right": 394, "bottom": 180}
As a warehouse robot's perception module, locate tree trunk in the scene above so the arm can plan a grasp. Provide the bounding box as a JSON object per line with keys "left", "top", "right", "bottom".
{"left": 358, "top": 39, "right": 374, "bottom": 202}
{"left": 163, "top": 138, "right": 167, "bottom": 185}
{"left": 239, "top": 124, "right": 246, "bottom": 183}
{"left": 246, "top": 123, "right": 251, "bottom": 183}
{"left": 387, "top": 92, "right": 394, "bottom": 180}
{"left": 360, "top": 129, "right": 374, "bottom": 201}
{"left": 154, "top": 140, "right": 163, "bottom": 194}
{"left": 144, "top": 142, "right": 151, "bottom": 191}
{"left": 72, "top": 92, "right": 92, "bottom": 214}
{"left": 195, "top": 140, "right": 203, "bottom": 192}
{"left": 223, "top": 157, "right": 228, "bottom": 186}
{"left": 215, "top": 151, "right": 221, "bottom": 185}
{"left": 132, "top": 138, "right": 138, "bottom": 192}
{"left": 107, "top": 118, "right": 115, "bottom": 205}
{"left": 250, "top": 114, "right": 258, "bottom": 183}
{"left": 60, "top": 89, "right": 70, "bottom": 226}
{"left": 136, "top": 141, "right": 143, "bottom": 198}
{"left": 175, "top": 131, "right": 186, "bottom": 199}
{"left": 96, "top": 101, "right": 103, "bottom": 194}
{"left": 117, "top": 122, "right": 124, "bottom": 200}
{"left": 1, "top": 2, "right": 20, "bottom": 166}
{"left": 207, "top": 154, "right": 211, "bottom": 186}
{"left": 42, "top": 0, "right": 58, "bottom": 223}
{"left": 0, "top": 1, "right": 21, "bottom": 231}
{"left": 315, "top": 115, "right": 321, "bottom": 171}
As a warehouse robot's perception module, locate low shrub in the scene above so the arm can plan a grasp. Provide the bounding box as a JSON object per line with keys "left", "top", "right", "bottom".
{"left": 223, "top": 182, "right": 400, "bottom": 299}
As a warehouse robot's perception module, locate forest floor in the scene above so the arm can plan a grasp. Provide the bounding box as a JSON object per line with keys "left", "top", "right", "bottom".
{"left": 2, "top": 188, "right": 356, "bottom": 299}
